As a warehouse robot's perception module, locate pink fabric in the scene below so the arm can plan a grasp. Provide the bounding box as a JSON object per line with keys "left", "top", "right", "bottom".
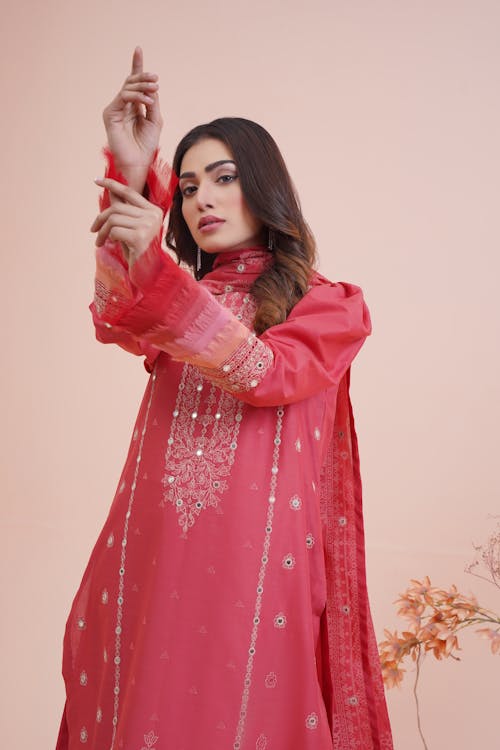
{"left": 57, "top": 242, "right": 393, "bottom": 748}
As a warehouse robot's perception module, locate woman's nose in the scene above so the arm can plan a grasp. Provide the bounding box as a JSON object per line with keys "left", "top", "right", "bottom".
{"left": 195, "top": 179, "right": 215, "bottom": 209}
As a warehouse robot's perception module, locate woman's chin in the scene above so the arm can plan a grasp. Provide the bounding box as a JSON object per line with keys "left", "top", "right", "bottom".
{"left": 200, "top": 240, "right": 239, "bottom": 254}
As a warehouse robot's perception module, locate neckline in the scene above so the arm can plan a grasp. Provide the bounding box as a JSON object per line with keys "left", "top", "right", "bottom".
{"left": 212, "top": 245, "right": 272, "bottom": 270}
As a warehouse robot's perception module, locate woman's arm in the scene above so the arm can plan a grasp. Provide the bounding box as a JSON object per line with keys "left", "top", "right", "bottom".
{"left": 90, "top": 150, "right": 176, "bottom": 369}
{"left": 91, "top": 178, "right": 370, "bottom": 404}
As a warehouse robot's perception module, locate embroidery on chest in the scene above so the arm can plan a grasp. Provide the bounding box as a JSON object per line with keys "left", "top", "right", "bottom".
{"left": 161, "top": 289, "right": 255, "bottom": 535}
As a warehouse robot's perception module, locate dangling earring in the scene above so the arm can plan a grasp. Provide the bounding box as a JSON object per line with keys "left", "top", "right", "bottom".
{"left": 196, "top": 246, "right": 202, "bottom": 272}
{"left": 267, "top": 229, "right": 275, "bottom": 251}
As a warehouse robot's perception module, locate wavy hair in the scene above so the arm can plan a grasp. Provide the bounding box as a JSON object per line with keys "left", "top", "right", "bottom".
{"left": 165, "top": 117, "right": 317, "bottom": 335}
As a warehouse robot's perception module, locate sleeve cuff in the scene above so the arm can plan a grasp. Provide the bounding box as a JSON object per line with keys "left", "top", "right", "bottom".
{"left": 99, "top": 146, "right": 178, "bottom": 216}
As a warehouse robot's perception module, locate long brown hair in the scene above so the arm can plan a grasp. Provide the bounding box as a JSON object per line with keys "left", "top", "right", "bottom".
{"left": 165, "top": 117, "right": 317, "bottom": 334}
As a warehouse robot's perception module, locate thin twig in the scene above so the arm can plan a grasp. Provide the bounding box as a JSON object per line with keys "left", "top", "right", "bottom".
{"left": 414, "top": 647, "right": 429, "bottom": 750}
{"left": 466, "top": 568, "right": 500, "bottom": 591}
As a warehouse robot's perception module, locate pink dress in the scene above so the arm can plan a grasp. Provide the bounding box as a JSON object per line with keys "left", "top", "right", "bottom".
{"left": 56, "top": 155, "right": 393, "bottom": 750}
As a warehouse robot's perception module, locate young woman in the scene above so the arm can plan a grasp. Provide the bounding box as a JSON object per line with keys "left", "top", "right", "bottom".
{"left": 56, "top": 47, "right": 393, "bottom": 750}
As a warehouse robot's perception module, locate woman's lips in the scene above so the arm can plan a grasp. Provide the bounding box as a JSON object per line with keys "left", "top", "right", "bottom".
{"left": 198, "top": 219, "right": 225, "bottom": 233}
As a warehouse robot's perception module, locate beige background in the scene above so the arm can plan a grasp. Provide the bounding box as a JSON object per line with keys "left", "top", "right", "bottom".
{"left": 1, "top": 1, "right": 499, "bottom": 747}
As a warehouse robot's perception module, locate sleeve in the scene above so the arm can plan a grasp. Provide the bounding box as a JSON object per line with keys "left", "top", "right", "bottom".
{"left": 90, "top": 147, "right": 178, "bottom": 371}
{"left": 92, "top": 223, "right": 371, "bottom": 405}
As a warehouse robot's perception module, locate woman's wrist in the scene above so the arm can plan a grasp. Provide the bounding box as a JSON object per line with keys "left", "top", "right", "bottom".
{"left": 113, "top": 163, "right": 151, "bottom": 195}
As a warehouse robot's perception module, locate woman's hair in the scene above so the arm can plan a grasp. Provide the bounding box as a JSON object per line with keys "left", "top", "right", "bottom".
{"left": 165, "top": 117, "right": 317, "bottom": 335}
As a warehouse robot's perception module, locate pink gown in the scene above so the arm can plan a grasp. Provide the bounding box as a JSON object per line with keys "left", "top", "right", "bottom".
{"left": 56, "top": 154, "right": 393, "bottom": 750}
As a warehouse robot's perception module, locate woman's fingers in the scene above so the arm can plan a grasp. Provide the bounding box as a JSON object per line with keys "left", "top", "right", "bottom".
{"left": 100, "top": 226, "right": 138, "bottom": 249}
{"left": 145, "top": 89, "right": 162, "bottom": 125}
{"left": 123, "top": 81, "right": 158, "bottom": 93}
{"left": 91, "top": 178, "right": 164, "bottom": 253}
{"left": 94, "top": 177, "right": 152, "bottom": 208}
{"left": 94, "top": 215, "right": 138, "bottom": 247}
{"left": 126, "top": 72, "right": 158, "bottom": 84}
{"left": 131, "top": 45, "right": 143, "bottom": 76}
{"left": 90, "top": 202, "right": 143, "bottom": 232}
{"left": 120, "top": 89, "right": 155, "bottom": 106}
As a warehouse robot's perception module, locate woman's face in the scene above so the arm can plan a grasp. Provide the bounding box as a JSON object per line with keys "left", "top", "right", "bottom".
{"left": 179, "top": 137, "right": 264, "bottom": 253}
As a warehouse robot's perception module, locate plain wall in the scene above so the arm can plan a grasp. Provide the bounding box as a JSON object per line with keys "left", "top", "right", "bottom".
{"left": 1, "top": 1, "right": 499, "bottom": 747}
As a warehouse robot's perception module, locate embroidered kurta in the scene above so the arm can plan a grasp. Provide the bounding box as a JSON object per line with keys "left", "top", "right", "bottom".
{"left": 56, "top": 156, "right": 393, "bottom": 750}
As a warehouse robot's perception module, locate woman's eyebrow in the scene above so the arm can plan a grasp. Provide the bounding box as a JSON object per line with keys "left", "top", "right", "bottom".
{"left": 179, "top": 159, "right": 236, "bottom": 180}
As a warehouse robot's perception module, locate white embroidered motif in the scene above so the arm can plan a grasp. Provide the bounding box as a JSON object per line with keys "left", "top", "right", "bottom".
{"left": 305, "top": 713, "right": 319, "bottom": 730}
{"left": 273, "top": 612, "right": 287, "bottom": 629}
{"left": 198, "top": 333, "right": 274, "bottom": 393}
{"left": 94, "top": 280, "right": 130, "bottom": 319}
{"left": 162, "top": 289, "right": 256, "bottom": 535}
{"left": 140, "top": 730, "right": 159, "bottom": 749}
{"left": 110, "top": 370, "right": 158, "bottom": 749}
{"left": 256, "top": 735, "right": 268, "bottom": 749}
{"left": 265, "top": 671, "right": 278, "bottom": 688}
{"left": 161, "top": 364, "right": 244, "bottom": 534}
{"left": 233, "top": 406, "right": 285, "bottom": 750}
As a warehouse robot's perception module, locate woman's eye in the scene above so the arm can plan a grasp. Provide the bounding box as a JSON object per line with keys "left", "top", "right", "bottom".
{"left": 217, "top": 174, "right": 237, "bottom": 184}
{"left": 181, "top": 185, "right": 197, "bottom": 197}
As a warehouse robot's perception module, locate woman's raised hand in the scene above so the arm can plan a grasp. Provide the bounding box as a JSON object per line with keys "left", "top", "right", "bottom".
{"left": 102, "top": 47, "right": 163, "bottom": 191}
{"left": 91, "top": 177, "right": 164, "bottom": 268}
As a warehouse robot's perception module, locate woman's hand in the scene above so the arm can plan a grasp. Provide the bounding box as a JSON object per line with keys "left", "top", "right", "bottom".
{"left": 91, "top": 177, "right": 164, "bottom": 268}
{"left": 103, "top": 46, "right": 163, "bottom": 191}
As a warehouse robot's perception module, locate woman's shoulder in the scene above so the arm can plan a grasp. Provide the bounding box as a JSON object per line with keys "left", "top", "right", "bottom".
{"left": 309, "top": 271, "right": 363, "bottom": 296}
{"left": 283, "top": 271, "right": 371, "bottom": 335}
{"left": 306, "top": 271, "right": 365, "bottom": 302}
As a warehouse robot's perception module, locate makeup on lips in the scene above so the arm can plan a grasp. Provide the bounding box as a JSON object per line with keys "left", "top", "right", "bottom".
{"left": 198, "top": 215, "right": 226, "bottom": 233}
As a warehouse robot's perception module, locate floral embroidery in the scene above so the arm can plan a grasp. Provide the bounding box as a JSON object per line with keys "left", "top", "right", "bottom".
{"left": 198, "top": 333, "right": 274, "bottom": 393}
{"left": 305, "top": 532, "right": 315, "bottom": 549}
{"left": 162, "top": 362, "right": 244, "bottom": 534}
{"left": 314, "top": 427, "right": 321, "bottom": 441}
{"left": 282, "top": 553, "right": 296, "bottom": 570}
{"left": 264, "top": 671, "right": 277, "bottom": 688}
{"left": 305, "top": 713, "right": 318, "bottom": 730}
{"left": 256, "top": 735, "right": 268, "bottom": 749}
{"left": 162, "top": 288, "right": 260, "bottom": 535}
{"left": 289, "top": 495, "right": 302, "bottom": 511}
{"left": 79, "top": 670, "right": 88, "bottom": 686}
{"left": 96, "top": 707, "right": 103, "bottom": 723}
{"left": 140, "top": 730, "right": 159, "bottom": 749}
{"left": 80, "top": 727, "right": 88, "bottom": 743}
{"left": 295, "top": 437, "right": 301, "bottom": 452}
{"left": 274, "top": 612, "right": 287, "bottom": 629}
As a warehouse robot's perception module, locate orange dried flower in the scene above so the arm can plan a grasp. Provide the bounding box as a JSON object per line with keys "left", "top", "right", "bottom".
{"left": 379, "top": 575, "right": 500, "bottom": 688}
{"left": 476, "top": 628, "right": 500, "bottom": 655}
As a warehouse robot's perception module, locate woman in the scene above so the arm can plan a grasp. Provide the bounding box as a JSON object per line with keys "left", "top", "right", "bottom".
{"left": 56, "top": 47, "right": 393, "bottom": 750}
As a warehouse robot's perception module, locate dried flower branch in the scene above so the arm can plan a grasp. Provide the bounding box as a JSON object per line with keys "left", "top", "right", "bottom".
{"left": 379, "top": 522, "right": 500, "bottom": 747}
{"left": 465, "top": 518, "right": 500, "bottom": 590}
{"left": 378, "top": 576, "right": 500, "bottom": 689}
